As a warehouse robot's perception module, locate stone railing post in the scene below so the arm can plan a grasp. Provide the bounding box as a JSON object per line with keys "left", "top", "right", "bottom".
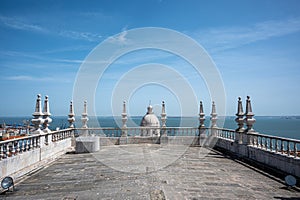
{"left": 121, "top": 100, "right": 128, "bottom": 137}
{"left": 31, "top": 94, "right": 44, "bottom": 134}
{"left": 244, "top": 96, "right": 256, "bottom": 145}
{"left": 199, "top": 101, "right": 206, "bottom": 145}
{"left": 43, "top": 95, "right": 52, "bottom": 133}
{"left": 81, "top": 101, "right": 89, "bottom": 136}
{"left": 161, "top": 101, "right": 167, "bottom": 136}
{"left": 210, "top": 101, "right": 218, "bottom": 137}
{"left": 235, "top": 97, "right": 244, "bottom": 144}
{"left": 68, "top": 100, "right": 75, "bottom": 128}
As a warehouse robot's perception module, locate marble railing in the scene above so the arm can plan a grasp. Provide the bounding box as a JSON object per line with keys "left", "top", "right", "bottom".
{"left": 0, "top": 128, "right": 74, "bottom": 160}
{"left": 76, "top": 127, "right": 200, "bottom": 137}
{"left": 213, "top": 127, "right": 300, "bottom": 159}
{"left": 215, "top": 128, "right": 236, "bottom": 141}
{"left": 248, "top": 132, "right": 300, "bottom": 159}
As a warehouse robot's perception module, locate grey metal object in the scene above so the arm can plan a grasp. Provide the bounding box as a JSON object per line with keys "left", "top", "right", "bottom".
{"left": 1, "top": 176, "right": 14, "bottom": 191}
{"left": 285, "top": 175, "right": 297, "bottom": 187}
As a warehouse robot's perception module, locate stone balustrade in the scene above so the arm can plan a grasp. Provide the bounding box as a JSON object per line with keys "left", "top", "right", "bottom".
{"left": 248, "top": 132, "right": 300, "bottom": 158}
{"left": 0, "top": 134, "right": 40, "bottom": 160}
{"left": 215, "top": 128, "right": 236, "bottom": 141}
{"left": 0, "top": 129, "right": 74, "bottom": 160}
{"left": 0, "top": 129, "right": 75, "bottom": 181}
{"left": 76, "top": 127, "right": 200, "bottom": 137}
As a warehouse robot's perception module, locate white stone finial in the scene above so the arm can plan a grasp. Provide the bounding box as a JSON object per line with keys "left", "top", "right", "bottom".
{"left": 42, "top": 95, "right": 52, "bottom": 133}
{"left": 235, "top": 97, "right": 244, "bottom": 132}
{"left": 122, "top": 100, "right": 126, "bottom": 114}
{"left": 235, "top": 97, "right": 245, "bottom": 144}
{"left": 43, "top": 95, "right": 51, "bottom": 115}
{"left": 199, "top": 101, "right": 207, "bottom": 144}
{"left": 147, "top": 104, "right": 153, "bottom": 114}
{"left": 121, "top": 100, "right": 128, "bottom": 137}
{"left": 244, "top": 96, "right": 256, "bottom": 132}
{"left": 31, "top": 94, "right": 44, "bottom": 134}
{"left": 122, "top": 100, "right": 127, "bottom": 130}
{"left": 68, "top": 100, "right": 75, "bottom": 128}
{"left": 161, "top": 101, "right": 167, "bottom": 128}
{"left": 83, "top": 100, "right": 87, "bottom": 114}
{"left": 210, "top": 101, "right": 218, "bottom": 128}
{"left": 81, "top": 100, "right": 89, "bottom": 129}
{"left": 33, "top": 94, "right": 43, "bottom": 116}
{"left": 199, "top": 101, "right": 205, "bottom": 128}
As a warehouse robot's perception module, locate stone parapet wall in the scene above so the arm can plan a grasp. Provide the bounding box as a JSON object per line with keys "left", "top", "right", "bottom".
{"left": 0, "top": 130, "right": 74, "bottom": 182}
{"left": 214, "top": 137, "right": 300, "bottom": 178}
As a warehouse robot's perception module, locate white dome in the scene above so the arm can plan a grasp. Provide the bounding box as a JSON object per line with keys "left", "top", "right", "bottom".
{"left": 140, "top": 105, "right": 160, "bottom": 136}
{"left": 140, "top": 113, "right": 160, "bottom": 127}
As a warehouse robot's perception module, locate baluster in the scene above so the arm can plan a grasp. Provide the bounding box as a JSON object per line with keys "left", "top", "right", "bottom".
{"left": 260, "top": 137, "right": 263, "bottom": 149}
{"left": 270, "top": 138, "right": 273, "bottom": 151}
{"left": 32, "top": 137, "right": 36, "bottom": 148}
{"left": 36, "top": 137, "right": 40, "bottom": 148}
{"left": 6, "top": 144, "right": 10, "bottom": 157}
{"left": 21, "top": 140, "right": 26, "bottom": 152}
{"left": 265, "top": 138, "right": 268, "bottom": 150}
{"left": 26, "top": 139, "right": 30, "bottom": 151}
{"left": 30, "top": 138, "right": 34, "bottom": 149}
{"left": 294, "top": 143, "right": 297, "bottom": 158}
{"left": 287, "top": 141, "right": 290, "bottom": 156}
{"left": 0, "top": 144, "right": 3, "bottom": 160}
{"left": 45, "top": 134, "right": 48, "bottom": 145}
{"left": 11, "top": 141, "right": 16, "bottom": 156}
{"left": 281, "top": 140, "right": 284, "bottom": 154}
{"left": 16, "top": 140, "right": 20, "bottom": 154}
{"left": 275, "top": 139, "right": 278, "bottom": 153}
{"left": 4, "top": 144, "right": 8, "bottom": 158}
{"left": 255, "top": 135, "right": 258, "bottom": 147}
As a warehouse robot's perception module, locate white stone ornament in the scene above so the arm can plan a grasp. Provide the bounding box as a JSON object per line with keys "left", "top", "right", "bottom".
{"left": 42, "top": 95, "right": 52, "bottom": 133}
{"left": 31, "top": 94, "right": 44, "bottom": 134}
{"left": 68, "top": 101, "right": 75, "bottom": 128}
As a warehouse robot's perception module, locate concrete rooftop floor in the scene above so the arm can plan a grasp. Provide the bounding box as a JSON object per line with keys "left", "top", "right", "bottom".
{"left": 1, "top": 144, "right": 300, "bottom": 200}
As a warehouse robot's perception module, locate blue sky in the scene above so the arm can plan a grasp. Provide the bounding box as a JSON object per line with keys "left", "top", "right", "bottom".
{"left": 0, "top": 0, "right": 300, "bottom": 116}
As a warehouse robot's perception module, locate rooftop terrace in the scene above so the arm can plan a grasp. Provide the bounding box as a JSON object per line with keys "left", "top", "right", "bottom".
{"left": 1, "top": 96, "right": 300, "bottom": 199}
{"left": 1, "top": 144, "right": 299, "bottom": 200}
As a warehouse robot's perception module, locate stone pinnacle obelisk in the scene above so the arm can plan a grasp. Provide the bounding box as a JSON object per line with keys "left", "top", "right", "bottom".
{"left": 244, "top": 96, "right": 256, "bottom": 132}
{"left": 81, "top": 101, "right": 89, "bottom": 136}
{"left": 31, "top": 94, "right": 44, "bottom": 134}
{"left": 42, "top": 95, "right": 52, "bottom": 133}
{"left": 121, "top": 101, "right": 128, "bottom": 137}
{"left": 68, "top": 101, "right": 75, "bottom": 128}
{"left": 235, "top": 97, "right": 244, "bottom": 144}
{"left": 161, "top": 101, "right": 167, "bottom": 128}
{"left": 199, "top": 101, "right": 206, "bottom": 144}
{"left": 210, "top": 101, "right": 218, "bottom": 136}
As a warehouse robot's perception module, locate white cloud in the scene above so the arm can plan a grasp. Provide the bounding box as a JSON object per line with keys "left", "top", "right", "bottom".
{"left": 108, "top": 27, "right": 128, "bottom": 44}
{"left": 0, "top": 15, "right": 46, "bottom": 33}
{"left": 59, "top": 30, "right": 102, "bottom": 42}
{"left": 193, "top": 17, "right": 300, "bottom": 52}
{"left": 0, "top": 15, "right": 102, "bottom": 42}
{"left": 6, "top": 75, "right": 53, "bottom": 81}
